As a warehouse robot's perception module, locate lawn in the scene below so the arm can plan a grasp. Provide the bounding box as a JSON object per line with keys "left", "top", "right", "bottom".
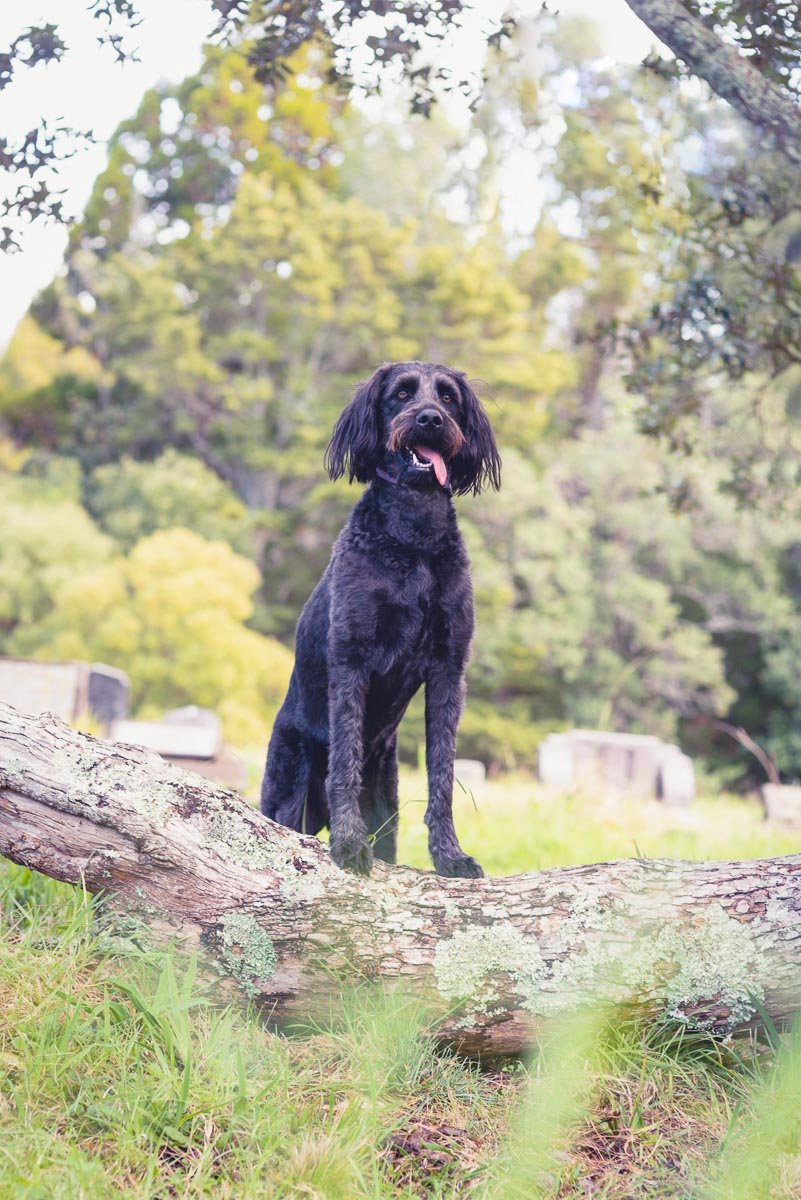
{"left": 2, "top": 773, "right": 801, "bottom": 1198}
{"left": 393, "top": 769, "right": 801, "bottom": 876}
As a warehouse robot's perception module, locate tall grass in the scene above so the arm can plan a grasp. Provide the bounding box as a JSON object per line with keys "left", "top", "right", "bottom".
{"left": 701, "top": 1017, "right": 801, "bottom": 1200}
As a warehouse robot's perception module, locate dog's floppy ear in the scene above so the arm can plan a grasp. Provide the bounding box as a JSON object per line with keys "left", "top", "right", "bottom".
{"left": 325, "top": 365, "right": 390, "bottom": 484}
{"left": 448, "top": 375, "right": 502, "bottom": 496}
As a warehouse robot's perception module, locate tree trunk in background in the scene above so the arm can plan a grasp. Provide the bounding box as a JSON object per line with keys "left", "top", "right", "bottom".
{"left": 2, "top": 701, "right": 801, "bottom": 1055}
{"left": 579, "top": 340, "right": 607, "bottom": 431}
{"left": 624, "top": 0, "right": 801, "bottom": 166}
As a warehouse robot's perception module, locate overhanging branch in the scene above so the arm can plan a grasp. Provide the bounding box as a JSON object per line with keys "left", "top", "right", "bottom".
{"left": 624, "top": 0, "right": 801, "bottom": 165}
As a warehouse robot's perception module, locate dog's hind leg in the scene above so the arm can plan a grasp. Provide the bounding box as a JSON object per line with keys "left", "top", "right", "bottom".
{"left": 360, "top": 737, "right": 399, "bottom": 864}
{"left": 260, "top": 720, "right": 324, "bottom": 835}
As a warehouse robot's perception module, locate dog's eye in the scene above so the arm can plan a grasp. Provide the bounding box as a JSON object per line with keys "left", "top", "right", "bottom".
{"left": 440, "top": 391, "right": 454, "bottom": 403}
{"left": 397, "top": 389, "right": 410, "bottom": 401}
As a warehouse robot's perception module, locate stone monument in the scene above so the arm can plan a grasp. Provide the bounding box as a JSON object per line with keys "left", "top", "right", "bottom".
{"left": 0, "top": 657, "right": 130, "bottom": 730}
{"left": 110, "top": 706, "right": 248, "bottom": 792}
{"left": 538, "top": 729, "right": 695, "bottom": 806}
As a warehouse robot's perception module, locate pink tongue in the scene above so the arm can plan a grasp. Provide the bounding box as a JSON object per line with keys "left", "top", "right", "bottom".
{"left": 414, "top": 444, "right": 448, "bottom": 486}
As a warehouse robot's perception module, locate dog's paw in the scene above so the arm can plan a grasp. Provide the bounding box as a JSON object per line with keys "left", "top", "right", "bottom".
{"left": 434, "top": 854, "right": 484, "bottom": 879}
{"left": 330, "top": 834, "right": 374, "bottom": 876}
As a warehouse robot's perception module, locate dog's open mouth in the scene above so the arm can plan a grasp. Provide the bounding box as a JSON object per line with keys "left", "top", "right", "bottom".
{"left": 404, "top": 445, "right": 448, "bottom": 486}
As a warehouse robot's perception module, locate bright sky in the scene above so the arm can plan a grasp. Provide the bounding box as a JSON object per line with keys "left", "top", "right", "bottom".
{"left": 0, "top": 0, "right": 657, "bottom": 349}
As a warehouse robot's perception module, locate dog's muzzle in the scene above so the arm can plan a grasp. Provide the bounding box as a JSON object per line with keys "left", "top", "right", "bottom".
{"left": 387, "top": 408, "right": 464, "bottom": 489}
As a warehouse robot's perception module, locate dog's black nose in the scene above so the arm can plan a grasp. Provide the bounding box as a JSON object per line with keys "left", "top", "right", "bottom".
{"left": 416, "top": 409, "right": 443, "bottom": 429}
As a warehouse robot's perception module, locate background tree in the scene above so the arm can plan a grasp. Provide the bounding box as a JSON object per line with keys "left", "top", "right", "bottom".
{"left": 8, "top": 526, "right": 293, "bottom": 743}
{"left": 85, "top": 450, "right": 254, "bottom": 553}
{"left": 2, "top": 14, "right": 800, "bottom": 778}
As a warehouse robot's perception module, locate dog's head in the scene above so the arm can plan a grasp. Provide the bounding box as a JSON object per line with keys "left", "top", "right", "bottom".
{"left": 324, "top": 361, "right": 501, "bottom": 496}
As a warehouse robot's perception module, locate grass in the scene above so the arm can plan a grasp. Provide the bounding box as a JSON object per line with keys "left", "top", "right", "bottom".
{"left": 2, "top": 774, "right": 801, "bottom": 1197}
{"left": 391, "top": 768, "right": 801, "bottom": 876}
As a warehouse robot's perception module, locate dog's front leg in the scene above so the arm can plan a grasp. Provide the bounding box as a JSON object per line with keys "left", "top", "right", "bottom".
{"left": 326, "top": 665, "right": 373, "bottom": 875}
{"left": 424, "top": 665, "right": 484, "bottom": 878}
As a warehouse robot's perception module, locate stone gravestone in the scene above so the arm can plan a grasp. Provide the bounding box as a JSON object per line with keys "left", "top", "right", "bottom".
{"left": 0, "top": 657, "right": 130, "bottom": 730}
{"left": 761, "top": 783, "right": 801, "bottom": 828}
{"left": 111, "top": 711, "right": 222, "bottom": 760}
{"left": 538, "top": 729, "right": 695, "bottom": 807}
{"left": 656, "top": 745, "right": 696, "bottom": 808}
{"left": 454, "top": 758, "right": 487, "bottom": 787}
{"left": 537, "top": 735, "right": 574, "bottom": 791}
{"left": 110, "top": 706, "right": 248, "bottom": 792}
{"left": 87, "top": 665, "right": 131, "bottom": 726}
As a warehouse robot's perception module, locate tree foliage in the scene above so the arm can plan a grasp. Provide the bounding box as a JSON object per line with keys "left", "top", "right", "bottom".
{"left": 4, "top": 520, "right": 293, "bottom": 743}
{"left": 0, "top": 456, "right": 291, "bottom": 744}
{"left": 0, "top": 469, "right": 111, "bottom": 639}
{"left": 2, "top": 18, "right": 801, "bottom": 777}
{"left": 3, "top": 0, "right": 799, "bottom": 243}
{"left": 86, "top": 451, "right": 254, "bottom": 552}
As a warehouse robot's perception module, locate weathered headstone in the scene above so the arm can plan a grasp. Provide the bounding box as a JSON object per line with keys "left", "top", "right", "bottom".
{"left": 0, "top": 658, "right": 130, "bottom": 729}
{"left": 87, "top": 665, "right": 130, "bottom": 726}
{"left": 657, "top": 746, "right": 696, "bottom": 808}
{"left": 0, "top": 659, "right": 82, "bottom": 722}
{"left": 537, "top": 735, "right": 574, "bottom": 791}
{"left": 162, "top": 705, "right": 222, "bottom": 733}
{"left": 110, "top": 707, "right": 246, "bottom": 791}
{"left": 762, "top": 783, "right": 801, "bottom": 828}
{"left": 110, "top": 718, "right": 221, "bottom": 760}
{"left": 538, "top": 729, "right": 695, "bottom": 806}
{"left": 454, "top": 758, "right": 486, "bottom": 786}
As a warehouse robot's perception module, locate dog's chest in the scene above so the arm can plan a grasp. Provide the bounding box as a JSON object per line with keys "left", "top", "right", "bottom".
{"left": 372, "top": 558, "right": 454, "bottom": 665}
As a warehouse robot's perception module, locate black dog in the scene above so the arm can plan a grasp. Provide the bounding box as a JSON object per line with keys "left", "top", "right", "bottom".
{"left": 260, "top": 361, "right": 501, "bottom": 876}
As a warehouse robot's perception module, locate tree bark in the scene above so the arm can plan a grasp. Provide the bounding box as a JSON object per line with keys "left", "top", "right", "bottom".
{"left": 624, "top": 0, "right": 801, "bottom": 166}
{"left": 2, "top": 701, "right": 801, "bottom": 1055}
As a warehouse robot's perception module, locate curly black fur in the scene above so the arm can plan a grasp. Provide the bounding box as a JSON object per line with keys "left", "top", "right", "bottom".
{"left": 260, "top": 361, "right": 501, "bottom": 876}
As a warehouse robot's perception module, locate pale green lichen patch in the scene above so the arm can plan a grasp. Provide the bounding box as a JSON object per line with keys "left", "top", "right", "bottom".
{"left": 656, "top": 908, "right": 767, "bottom": 1024}
{"left": 204, "top": 811, "right": 280, "bottom": 872}
{"left": 68, "top": 742, "right": 176, "bottom": 822}
{"left": 198, "top": 809, "right": 326, "bottom": 901}
{"left": 0, "top": 754, "right": 24, "bottom": 780}
{"left": 434, "top": 922, "right": 547, "bottom": 1027}
{"left": 435, "top": 904, "right": 770, "bottom": 1032}
{"left": 94, "top": 908, "right": 154, "bottom": 956}
{"left": 218, "top": 912, "right": 277, "bottom": 997}
{"left": 764, "top": 896, "right": 801, "bottom": 931}
{"left": 548, "top": 903, "right": 768, "bottom": 1026}
{"left": 115, "top": 779, "right": 174, "bottom": 820}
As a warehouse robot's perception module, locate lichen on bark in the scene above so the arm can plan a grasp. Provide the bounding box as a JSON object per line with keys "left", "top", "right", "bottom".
{"left": 550, "top": 903, "right": 768, "bottom": 1026}
{"left": 434, "top": 922, "right": 547, "bottom": 1026}
{"left": 218, "top": 912, "right": 277, "bottom": 996}
{"left": 434, "top": 902, "right": 770, "bottom": 1031}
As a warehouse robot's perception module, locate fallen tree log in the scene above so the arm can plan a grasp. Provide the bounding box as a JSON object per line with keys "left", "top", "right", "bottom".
{"left": 2, "top": 701, "right": 801, "bottom": 1055}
